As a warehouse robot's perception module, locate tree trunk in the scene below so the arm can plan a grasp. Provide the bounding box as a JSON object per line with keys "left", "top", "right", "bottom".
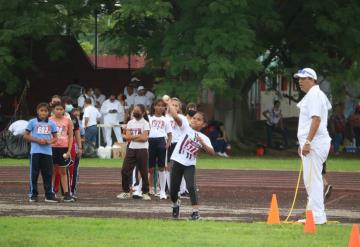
{"left": 213, "top": 93, "right": 251, "bottom": 143}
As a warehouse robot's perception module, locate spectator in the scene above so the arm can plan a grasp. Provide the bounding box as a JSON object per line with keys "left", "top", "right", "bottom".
{"left": 100, "top": 94, "right": 125, "bottom": 147}
{"left": 262, "top": 100, "right": 288, "bottom": 149}
{"left": 145, "top": 87, "right": 155, "bottom": 107}
{"left": 186, "top": 102, "right": 197, "bottom": 122}
{"left": 330, "top": 103, "right": 346, "bottom": 154}
{"left": 77, "top": 88, "right": 95, "bottom": 110}
{"left": 134, "top": 86, "right": 150, "bottom": 108}
{"left": 207, "top": 121, "right": 230, "bottom": 158}
{"left": 94, "top": 88, "right": 106, "bottom": 108}
{"left": 350, "top": 103, "right": 360, "bottom": 147}
{"left": 83, "top": 98, "right": 101, "bottom": 146}
{"left": 125, "top": 85, "right": 136, "bottom": 108}
{"left": 124, "top": 77, "right": 140, "bottom": 97}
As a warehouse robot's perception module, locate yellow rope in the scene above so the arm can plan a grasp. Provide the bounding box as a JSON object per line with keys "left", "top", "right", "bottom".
{"left": 283, "top": 160, "right": 303, "bottom": 223}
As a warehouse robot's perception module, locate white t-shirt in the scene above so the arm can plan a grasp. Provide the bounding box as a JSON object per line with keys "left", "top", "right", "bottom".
{"left": 170, "top": 122, "right": 212, "bottom": 166}
{"left": 8, "top": 120, "right": 28, "bottom": 135}
{"left": 83, "top": 105, "right": 101, "bottom": 127}
{"left": 127, "top": 118, "right": 150, "bottom": 149}
{"left": 134, "top": 95, "right": 150, "bottom": 108}
{"left": 126, "top": 93, "right": 136, "bottom": 107}
{"left": 266, "top": 107, "right": 282, "bottom": 126}
{"left": 100, "top": 99, "right": 125, "bottom": 124}
{"left": 297, "top": 85, "right": 332, "bottom": 146}
{"left": 148, "top": 115, "right": 172, "bottom": 138}
{"left": 77, "top": 94, "right": 95, "bottom": 109}
{"left": 166, "top": 114, "right": 189, "bottom": 143}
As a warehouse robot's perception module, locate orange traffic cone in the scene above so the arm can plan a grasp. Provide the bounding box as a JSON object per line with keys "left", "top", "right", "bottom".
{"left": 348, "top": 224, "right": 360, "bottom": 247}
{"left": 304, "top": 210, "right": 316, "bottom": 233}
{"left": 267, "top": 194, "right": 280, "bottom": 224}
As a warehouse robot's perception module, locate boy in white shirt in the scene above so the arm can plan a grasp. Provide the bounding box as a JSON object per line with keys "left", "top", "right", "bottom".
{"left": 83, "top": 98, "right": 101, "bottom": 146}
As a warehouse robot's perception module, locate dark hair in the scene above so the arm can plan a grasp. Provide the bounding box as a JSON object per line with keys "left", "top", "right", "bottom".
{"left": 195, "top": 111, "right": 208, "bottom": 123}
{"left": 36, "top": 102, "right": 50, "bottom": 111}
{"left": 150, "top": 99, "right": 166, "bottom": 116}
{"left": 274, "top": 100, "right": 280, "bottom": 105}
{"left": 62, "top": 96, "right": 73, "bottom": 105}
{"left": 51, "top": 95, "right": 61, "bottom": 100}
{"left": 135, "top": 104, "right": 149, "bottom": 122}
{"left": 52, "top": 101, "right": 65, "bottom": 109}
{"left": 186, "top": 102, "right": 197, "bottom": 111}
{"left": 84, "top": 98, "right": 92, "bottom": 105}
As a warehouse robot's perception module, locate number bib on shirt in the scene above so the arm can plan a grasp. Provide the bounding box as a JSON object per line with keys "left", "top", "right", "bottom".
{"left": 36, "top": 125, "right": 51, "bottom": 134}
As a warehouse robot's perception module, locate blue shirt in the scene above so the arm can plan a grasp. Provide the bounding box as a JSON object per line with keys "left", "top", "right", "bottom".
{"left": 26, "top": 117, "right": 58, "bottom": 155}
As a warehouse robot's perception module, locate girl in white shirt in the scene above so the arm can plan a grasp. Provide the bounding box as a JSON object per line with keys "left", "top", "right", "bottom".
{"left": 116, "top": 104, "right": 151, "bottom": 200}
{"left": 148, "top": 99, "right": 172, "bottom": 199}
{"left": 165, "top": 98, "right": 215, "bottom": 220}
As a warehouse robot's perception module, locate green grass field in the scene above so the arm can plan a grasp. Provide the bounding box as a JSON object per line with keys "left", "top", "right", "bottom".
{"left": 0, "top": 157, "right": 359, "bottom": 172}
{"left": 0, "top": 217, "right": 353, "bottom": 247}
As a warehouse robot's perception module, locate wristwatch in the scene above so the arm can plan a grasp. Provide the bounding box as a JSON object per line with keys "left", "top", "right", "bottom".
{"left": 305, "top": 139, "right": 311, "bottom": 145}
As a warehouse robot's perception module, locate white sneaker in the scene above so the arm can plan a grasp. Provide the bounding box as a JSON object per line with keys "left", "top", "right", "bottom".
{"left": 159, "top": 192, "right": 167, "bottom": 200}
{"left": 217, "top": 152, "right": 223, "bottom": 156}
{"left": 116, "top": 192, "right": 131, "bottom": 199}
{"left": 142, "top": 193, "right": 151, "bottom": 201}
{"left": 222, "top": 152, "right": 229, "bottom": 158}
{"left": 132, "top": 190, "right": 143, "bottom": 199}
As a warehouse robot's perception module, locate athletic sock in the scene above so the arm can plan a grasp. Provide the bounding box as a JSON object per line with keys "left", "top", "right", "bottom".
{"left": 165, "top": 171, "right": 171, "bottom": 191}
{"left": 180, "top": 177, "right": 187, "bottom": 194}
{"left": 159, "top": 171, "right": 166, "bottom": 193}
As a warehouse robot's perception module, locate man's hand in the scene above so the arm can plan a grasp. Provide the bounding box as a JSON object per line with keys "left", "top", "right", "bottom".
{"left": 301, "top": 144, "right": 311, "bottom": 156}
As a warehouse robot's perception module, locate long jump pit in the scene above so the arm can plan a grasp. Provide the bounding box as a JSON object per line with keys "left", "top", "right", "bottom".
{"left": 0, "top": 167, "right": 359, "bottom": 223}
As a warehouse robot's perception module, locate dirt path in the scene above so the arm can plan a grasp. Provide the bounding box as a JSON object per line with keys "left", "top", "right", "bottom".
{"left": 1, "top": 167, "right": 359, "bottom": 222}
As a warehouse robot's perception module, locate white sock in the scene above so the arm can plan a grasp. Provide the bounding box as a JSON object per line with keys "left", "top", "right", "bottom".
{"left": 159, "top": 171, "right": 166, "bottom": 194}
{"left": 136, "top": 180, "right": 142, "bottom": 194}
{"left": 132, "top": 168, "right": 136, "bottom": 187}
{"left": 165, "top": 171, "right": 171, "bottom": 192}
{"left": 180, "top": 177, "right": 187, "bottom": 194}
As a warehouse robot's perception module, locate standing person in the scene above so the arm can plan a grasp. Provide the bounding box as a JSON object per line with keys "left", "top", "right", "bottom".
{"left": 100, "top": 94, "right": 124, "bottom": 147}
{"left": 330, "top": 103, "right": 346, "bottom": 154}
{"left": 166, "top": 98, "right": 190, "bottom": 198}
{"left": 23, "top": 103, "right": 59, "bottom": 203}
{"left": 94, "top": 88, "right": 106, "bottom": 108}
{"left": 83, "top": 98, "right": 101, "bottom": 146}
{"left": 148, "top": 99, "right": 172, "bottom": 199}
{"left": 350, "top": 103, "right": 360, "bottom": 147}
{"left": 77, "top": 88, "right": 95, "bottom": 110}
{"left": 134, "top": 86, "right": 150, "bottom": 109}
{"left": 71, "top": 107, "right": 85, "bottom": 197}
{"left": 186, "top": 103, "right": 197, "bottom": 122}
{"left": 262, "top": 100, "right": 288, "bottom": 149}
{"left": 294, "top": 67, "right": 332, "bottom": 224}
{"left": 49, "top": 102, "right": 74, "bottom": 202}
{"left": 117, "top": 104, "right": 151, "bottom": 200}
{"left": 124, "top": 85, "right": 136, "bottom": 108}
{"left": 165, "top": 98, "right": 215, "bottom": 220}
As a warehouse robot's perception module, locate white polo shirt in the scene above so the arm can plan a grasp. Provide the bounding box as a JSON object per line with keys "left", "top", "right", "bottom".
{"left": 148, "top": 115, "right": 172, "bottom": 138}
{"left": 127, "top": 118, "right": 150, "bottom": 149}
{"left": 83, "top": 105, "right": 101, "bottom": 127}
{"left": 297, "top": 85, "right": 332, "bottom": 146}
{"left": 170, "top": 122, "right": 212, "bottom": 166}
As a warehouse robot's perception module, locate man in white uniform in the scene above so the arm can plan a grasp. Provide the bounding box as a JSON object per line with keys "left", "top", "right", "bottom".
{"left": 294, "top": 68, "right": 332, "bottom": 225}
{"left": 100, "top": 94, "right": 124, "bottom": 147}
{"left": 134, "top": 86, "right": 150, "bottom": 108}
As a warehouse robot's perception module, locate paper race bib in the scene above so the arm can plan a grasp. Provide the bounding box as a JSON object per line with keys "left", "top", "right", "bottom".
{"left": 36, "top": 125, "right": 51, "bottom": 134}
{"left": 130, "top": 128, "right": 142, "bottom": 136}
{"left": 151, "top": 120, "right": 165, "bottom": 129}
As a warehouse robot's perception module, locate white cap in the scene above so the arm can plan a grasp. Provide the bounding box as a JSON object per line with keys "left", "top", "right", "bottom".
{"left": 131, "top": 77, "right": 140, "bottom": 82}
{"left": 137, "top": 86, "right": 145, "bottom": 91}
{"left": 293, "top": 68, "right": 317, "bottom": 80}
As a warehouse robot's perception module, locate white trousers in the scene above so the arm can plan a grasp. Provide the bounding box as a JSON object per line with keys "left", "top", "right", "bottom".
{"left": 301, "top": 141, "right": 330, "bottom": 224}
{"left": 104, "top": 126, "right": 123, "bottom": 146}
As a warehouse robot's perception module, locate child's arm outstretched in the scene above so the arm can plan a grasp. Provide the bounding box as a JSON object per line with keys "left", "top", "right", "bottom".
{"left": 165, "top": 99, "right": 183, "bottom": 127}
{"left": 196, "top": 135, "right": 215, "bottom": 156}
